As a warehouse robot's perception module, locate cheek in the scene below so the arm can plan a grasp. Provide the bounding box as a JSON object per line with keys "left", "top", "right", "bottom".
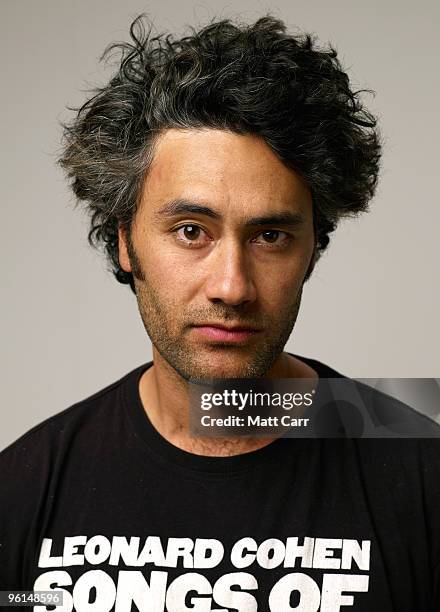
{"left": 260, "top": 275, "right": 302, "bottom": 313}
{"left": 257, "top": 255, "right": 309, "bottom": 302}
{"left": 136, "top": 232, "right": 171, "bottom": 276}
{"left": 140, "top": 238, "right": 199, "bottom": 299}
{"left": 160, "top": 252, "right": 197, "bottom": 284}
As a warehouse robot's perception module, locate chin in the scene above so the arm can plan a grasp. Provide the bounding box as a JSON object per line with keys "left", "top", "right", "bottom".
{"left": 156, "top": 341, "right": 277, "bottom": 382}
{"left": 187, "top": 354, "right": 271, "bottom": 382}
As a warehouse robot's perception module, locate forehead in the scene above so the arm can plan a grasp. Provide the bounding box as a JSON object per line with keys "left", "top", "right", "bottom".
{"left": 140, "top": 128, "right": 312, "bottom": 218}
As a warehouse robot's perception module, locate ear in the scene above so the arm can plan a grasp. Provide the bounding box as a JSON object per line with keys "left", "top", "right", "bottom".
{"left": 118, "top": 224, "right": 132, "bottom": 273}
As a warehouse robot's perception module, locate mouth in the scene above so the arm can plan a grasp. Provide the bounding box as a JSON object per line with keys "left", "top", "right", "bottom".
{"left": 191, "top": 323, "right": 261, "bottom": 344}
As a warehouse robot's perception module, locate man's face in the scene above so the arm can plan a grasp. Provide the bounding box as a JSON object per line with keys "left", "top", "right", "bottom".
{"left": 119, "top": 128, "right": 315, "bottom": 380}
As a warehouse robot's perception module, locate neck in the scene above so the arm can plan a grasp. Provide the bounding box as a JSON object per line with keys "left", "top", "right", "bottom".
{"left": 138, "top": 348, "right": 318, "bottom": 457}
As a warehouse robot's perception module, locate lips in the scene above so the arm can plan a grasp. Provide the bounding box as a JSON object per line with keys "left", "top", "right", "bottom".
{"left": 192, "top": 323, "right": 261, "bottom": 343}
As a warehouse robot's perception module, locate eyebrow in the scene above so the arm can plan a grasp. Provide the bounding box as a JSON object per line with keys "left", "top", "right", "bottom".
{"left": 155, "top": 199, "right": 306, "bottom": 227}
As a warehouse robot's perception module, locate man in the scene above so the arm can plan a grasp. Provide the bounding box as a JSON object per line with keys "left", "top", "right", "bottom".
{"left": 1, "top": 13, "right": 439, "bottom": 611}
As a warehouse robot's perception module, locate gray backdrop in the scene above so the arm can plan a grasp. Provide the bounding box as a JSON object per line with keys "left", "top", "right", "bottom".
{"left": 1, "top": 0, "right": 439, "bottom": 450}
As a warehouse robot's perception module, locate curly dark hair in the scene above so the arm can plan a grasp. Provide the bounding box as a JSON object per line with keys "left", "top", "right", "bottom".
{"left": 59, "top": 13, "right": 381, "bottom": 293}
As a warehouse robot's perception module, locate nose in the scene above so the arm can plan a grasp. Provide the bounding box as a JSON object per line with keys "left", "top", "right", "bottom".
{"left": 203, "top": 239, "right": 257, "bottom": 306}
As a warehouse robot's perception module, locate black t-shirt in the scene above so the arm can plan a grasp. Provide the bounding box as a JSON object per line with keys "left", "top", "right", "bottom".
{"left": 1, "top": 357, "right": 440, "bottom": 611}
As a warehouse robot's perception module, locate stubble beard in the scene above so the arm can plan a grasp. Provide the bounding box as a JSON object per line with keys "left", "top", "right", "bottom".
{"left": 132, "top": 275, "right": 303, "bottom": 383}
{"left": 126, "top": 225, "right": 304, "bottom": 381}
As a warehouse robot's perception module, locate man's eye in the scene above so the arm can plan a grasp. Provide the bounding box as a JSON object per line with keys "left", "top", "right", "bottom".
{"left": 175, "top": 224, "right": 209, "bottom": 245}
{"left": 253, "top": 230, "right": 289, "bottom": 245}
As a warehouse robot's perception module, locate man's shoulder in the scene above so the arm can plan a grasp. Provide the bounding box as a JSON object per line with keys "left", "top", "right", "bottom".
{"left": 294, "top": 353, "right": 440, "bottom": 438}
{"left": 0, "top": 363, "right": 147, "bottom": 464}
{"left": 352, "top": 379, "right": 440, "bottom": 438}
{"left": 0, "top": 362, "right": 148, "bottom": 589}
